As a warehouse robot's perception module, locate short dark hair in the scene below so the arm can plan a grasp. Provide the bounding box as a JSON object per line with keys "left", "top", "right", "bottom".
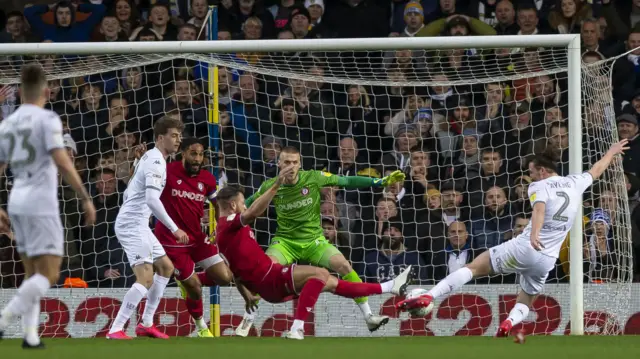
{"left": 527, "top": 152, "right": 557, "bottom": 173}
{"left": 548, "top": 120, "right": 568, "bottom": 134}
{"left": 154, "top": 116, "right": 184, "bottom": 140}
{"left": 20, "top": 63, "right": 47, "bottom": 102}
{"left": 137, "top": 28, "right": 158, "bottom": 40}
{"left": 216, "top": 185, "right": 243, "bottom": 206}
{"left": 7, "top": 11, "right": 24, "bottom": 21}
{"left": 281, "top": 146, "right": 300, "bottom": 155}
{"left": 180, "top": 137, "right": 202, "bottom": 152}
{"left": 179, "top": 23, "right": 199, "bottom": 33}
{"left": 97, "top": 167, "right": 116, "bottom": 178}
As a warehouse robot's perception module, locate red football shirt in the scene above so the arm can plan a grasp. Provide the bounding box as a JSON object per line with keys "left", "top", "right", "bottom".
{"left": 216, "top": 213, "right": 273, "bottom": 285}
{"left": 155, "top": 161, "right": 217, "bottom": 247}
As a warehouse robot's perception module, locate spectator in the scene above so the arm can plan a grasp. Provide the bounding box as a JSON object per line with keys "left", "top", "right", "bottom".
{"left": 493, "top": 0, "right": 518, "bottom": 35}
{"left": 80, "top": 168, "right": 132, "bottom": 288}
{"left": 581, "top": 19, "right": 608, "bottom": 57}
{"left": 612, "top": 29, "right": 640, "bottom": 105}
{"left": 24, "top": 1, "right": 106, "bottom": 42}
{"left": 515, "top": 4, "right": 542, "bottom": 36}
{"left": 322, "top": 216, "right": 353, "bottom": 263}
{"left": 186, "top": 0, "right": 208, "bottom": 28}
{"left": 95, "top": 13, "right": 127, "bottom": 41}
{"left": 113, "top": 0, "right": 139, "bottom": 36}
{"left": 398, "top": 2, "right": 425, "bottom": 37}
{"left": 442, "top": 221, "right": 483, "bottom": 276}
{"left": 361, "top": 219, "right": 428, "bottom": 284}
{"left": 470, "top": 185, "right": 514, "bottom": 249}
{"left": 381, "top": 124, "right": 420, "bottom": 173}
{"left": 384, "top": 94, "right": 427, "bottom": 136}
{"left": 70, "top": 82, "right": 108, "bottom": 156}
{"left": 548, "top": 0, "right": 592, "bottom": 34}
{"left": 268, "top": 0, "right": 297, "bottom": 31}
{"left": 618, "top": 114, "right": 640, "bottom": 176}
{"left": 439, "top": 181, "right": 470, "bottom": 225}
{"left": 59, "top": 134, "right": 83, "bottom": 281}
{"left": 511, "top": 175, "right": 532, "bottom": 216}
{"left": 418, "top": 14, "right": 497, "bottom": 37}
{"left": 130, "top": 3, "right": 178, "bottom": 40}
{"left": 425, "top": 0, "right": 463, "bottom": 24}
{"left": 230, "top": 74, "right": 269, "bottom": 162}
{"left": 586, "top": 208, "right": 616, "bottom": 282}
{"left": 512, "top": 214, "right": 530, "bottom": 238}
{"left": 305, "top": 0, "right": 325, "bottom": 33}
{"left": 287, "top": 5, "right": 317, "bottom": 39}
{"left": 0, "top": 11, "right": 38, "bottom": 43}
{"left": 154, "top": 77, "right": 207, "bottom": 139}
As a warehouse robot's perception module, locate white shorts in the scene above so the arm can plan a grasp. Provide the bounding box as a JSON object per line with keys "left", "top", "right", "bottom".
{"left": 489, "top": 238, "right": 557, "bottom": 295}
{"left": 115, "top": 222, "right": 166, "bottom": 267}
{"left": 10, "top": 214, "right": 64, "bottom": 257}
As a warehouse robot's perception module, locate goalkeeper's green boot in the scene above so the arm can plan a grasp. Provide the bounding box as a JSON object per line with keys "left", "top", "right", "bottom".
{"left": 197, "top": 328, "right": 214, "bottom": 338}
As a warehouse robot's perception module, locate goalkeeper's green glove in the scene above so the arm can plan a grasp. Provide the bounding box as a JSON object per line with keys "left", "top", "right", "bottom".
{"left": 378, "top": 170, "right": 406, "bottom": 187}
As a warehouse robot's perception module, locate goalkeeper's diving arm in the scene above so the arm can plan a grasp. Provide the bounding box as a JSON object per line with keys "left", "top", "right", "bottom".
{"left": 146, "top": 186, "right": 180, "bottom": 233}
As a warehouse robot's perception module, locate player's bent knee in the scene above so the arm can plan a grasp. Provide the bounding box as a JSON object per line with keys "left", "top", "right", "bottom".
{"left": 329, "top": 256, "right": 352, "bottom": 276}
{"left": 314, "top": 268, "right": 331, "bottom": 282}
{"left": 154, "top": 256, "right": 175, "bottom": 277}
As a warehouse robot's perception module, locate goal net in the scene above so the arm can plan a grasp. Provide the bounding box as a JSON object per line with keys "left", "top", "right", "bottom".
{"left": 0, "top": 37, "right": 633, "bottom": 337}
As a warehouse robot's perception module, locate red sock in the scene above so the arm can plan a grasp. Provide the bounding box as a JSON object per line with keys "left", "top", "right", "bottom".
{"left": 294, "top": 278, "right": 325, "bottom": 321}
{"left": 334, "top": 280, "right": 382, "bottom": 298}
{"left": 197, "top": 272, "right": 216, "bottom": 286}
{"left": 185, "top": 297, "right": 204, "bottom": 320}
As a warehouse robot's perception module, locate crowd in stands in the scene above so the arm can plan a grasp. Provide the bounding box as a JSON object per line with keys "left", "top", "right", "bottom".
{"left": 0, "top": 0, "right": 640, "bottom": 289}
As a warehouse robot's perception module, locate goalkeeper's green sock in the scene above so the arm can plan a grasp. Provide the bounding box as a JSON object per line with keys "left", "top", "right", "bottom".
{"left": 342, "top": 270, "right": 372, "bottom": 317}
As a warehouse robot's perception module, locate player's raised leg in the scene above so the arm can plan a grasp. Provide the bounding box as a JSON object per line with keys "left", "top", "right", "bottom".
{"left": 285, "top": 264, "right": 413, "bottom": 339}
{"left": 396, "top": 250, "right": 493, "bottom": 315}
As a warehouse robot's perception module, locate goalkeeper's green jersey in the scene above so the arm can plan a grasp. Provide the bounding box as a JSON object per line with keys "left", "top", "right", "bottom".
{"left": 247, "top": 170, "right": 339, "bottom": 242}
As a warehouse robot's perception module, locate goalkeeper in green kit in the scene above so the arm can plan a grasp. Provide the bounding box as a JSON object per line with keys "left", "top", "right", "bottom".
{"left": 235, "top": 147, "right": 406, "bottom": 336}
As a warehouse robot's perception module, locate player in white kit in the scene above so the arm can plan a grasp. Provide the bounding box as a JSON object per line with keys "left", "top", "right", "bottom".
{"left": 396, "top": 140, "right": 629, "bottom": 337}
{"left": 106, "top": 117, "right": 189, "bottom": 340}
{"left": 0, "top": 64, "right": 96, "bottom": 348}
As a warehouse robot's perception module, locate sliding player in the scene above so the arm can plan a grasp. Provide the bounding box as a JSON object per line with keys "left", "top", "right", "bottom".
{"left": 107, "top": 117, "right": 187, "bottom": 340}
{"left": 153, "top": 138, "right": 233, "bottom": 338}
{"left": 236, "top": 146, "right": 406, "bottom": 335}
{"left": 215, "top": 167, "right": 413, "bottom": 340}
{"left": 0, "top": 63, "right": 96, "bottom": 349}
{"left": 396, "top": 140, "right": 629, "bottom": 337}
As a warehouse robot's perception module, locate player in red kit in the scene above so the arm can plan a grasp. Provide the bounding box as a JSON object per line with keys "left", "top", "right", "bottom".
{"left": 215, "top": 166, "right": 414, "bottom": 340}
{"left": 149, "top": 138, "right": 233, "bottom": 337}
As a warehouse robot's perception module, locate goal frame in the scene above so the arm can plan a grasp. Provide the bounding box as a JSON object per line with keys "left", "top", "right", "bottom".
{"left": 0, "top": 34, "right": 585, "bottom": 335}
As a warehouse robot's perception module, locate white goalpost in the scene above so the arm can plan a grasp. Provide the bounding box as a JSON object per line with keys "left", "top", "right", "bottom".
{"left": 0, "top": 35, "right": 632, "bottom": 337}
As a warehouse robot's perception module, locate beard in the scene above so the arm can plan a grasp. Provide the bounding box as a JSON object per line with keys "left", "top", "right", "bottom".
{"left": 185, "top": 162, "right": 202, "bottom": 176}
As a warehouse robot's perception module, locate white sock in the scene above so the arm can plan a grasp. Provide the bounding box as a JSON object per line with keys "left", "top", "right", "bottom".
{"left": 507, "top": 303, "right": 530, "bottom": 326}
{"left": 427, "top": 267, "right": 473, "bottom": 300}
{"left": 1, "top": 274, "right": 50, "bottom": 322}
{"left": 195, "top": 317, "right": 208, "bottom": 330}
{"left": 243, "top": 311, "right": 255, "bottom": 321}
{"left": 142, "top": 274, "right": 170, "bottom": 327}
{"left": 290, "top": 319, "right": 304, "bottom": 332}
{"left": 22, "top": 300, "right": 41, "bottom": 346}
{"left": 380, "top": 280, "right": 394, "bottom": 293}
{"left": 110, "top": 283, "right": 148, "bottom": 333}
{"left": 358, "top": 302, "right": 373, "bottom": 317}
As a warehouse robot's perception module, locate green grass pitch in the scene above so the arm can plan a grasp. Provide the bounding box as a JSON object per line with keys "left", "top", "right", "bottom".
{"left": 2, "top": 336, "right": 640, "bottom": 359}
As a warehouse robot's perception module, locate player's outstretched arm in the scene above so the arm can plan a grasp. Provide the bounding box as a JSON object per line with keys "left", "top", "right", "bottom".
{"left": 51, "top": 148, "right": 96, "bottom": 226}
{"left": 335, "top": 170, "right": 406, "bottom": 189}
{"left": 241, "top": 165, "right": 294, "bottom": 225}
{"left": 588, "top": 139, "right": 629, "bottom": 180}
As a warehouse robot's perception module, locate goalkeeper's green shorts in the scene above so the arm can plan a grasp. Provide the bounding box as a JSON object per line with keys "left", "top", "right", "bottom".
{"left": 266, "top": 236, "right": 341, "bottom": 269}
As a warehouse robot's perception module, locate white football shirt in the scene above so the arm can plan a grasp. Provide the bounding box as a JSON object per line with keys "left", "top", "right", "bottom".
{"left": 0, "top": 104, "right": 64, "bottom": 216}
{"left": 518, "top": 172, "right": 593, "bottom": 258}
{"left": 117, "top": 147, "right": 167, "bottom": 225}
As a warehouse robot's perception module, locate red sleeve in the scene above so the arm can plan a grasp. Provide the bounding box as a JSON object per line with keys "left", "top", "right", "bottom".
{"left": 205, "top": 171, "right": 217, "bottom": 198}
{"left": 223, "top": 213, "right": 243, "bottom": 231}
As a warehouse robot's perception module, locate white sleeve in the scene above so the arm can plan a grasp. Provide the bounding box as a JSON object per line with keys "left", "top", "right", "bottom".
{"left": 146, "top": 186, "right": 179, "bottom": 233}
{"left": 528, "top": 182, "right": 549, "bottom": 206}
{"left": 42, "top": 114, "right": 65, "bottom": 152}
{"left": 567, "top": 172, "right": 594, "bottom": 193}
{"left": 144, "top": 159, "right": 165, "bottom": 191}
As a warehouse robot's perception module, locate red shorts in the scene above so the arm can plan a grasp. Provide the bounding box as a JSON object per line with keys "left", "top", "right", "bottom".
{"left": 162, "top": 237, "right": 223, "bottom": 281}
{"left": 248, "top": 263, "right": 298, "bottom": 304}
